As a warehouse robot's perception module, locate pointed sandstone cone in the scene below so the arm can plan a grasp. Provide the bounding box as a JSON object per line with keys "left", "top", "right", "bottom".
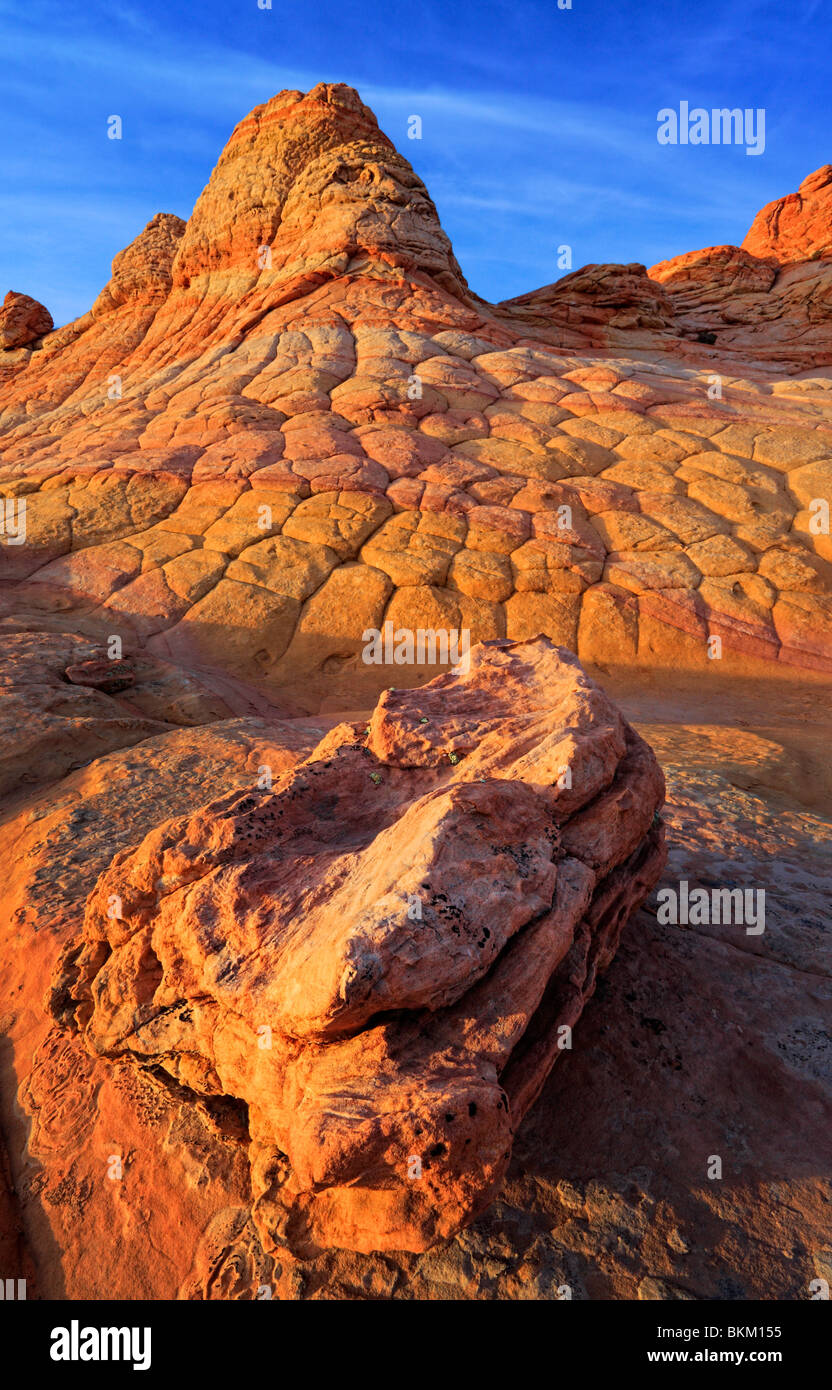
{"left": 171, "top": 81, "right": 472, "bottom": 304}
{"left": 92, "top": 212, "right": 187, "bottom": 315}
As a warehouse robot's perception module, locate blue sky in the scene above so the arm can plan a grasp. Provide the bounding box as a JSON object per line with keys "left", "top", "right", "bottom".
{"left": 1, "top": 0, "right": 830, "bottom": 327}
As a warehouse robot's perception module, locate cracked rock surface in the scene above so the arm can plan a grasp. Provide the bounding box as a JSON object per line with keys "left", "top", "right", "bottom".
{"left": 2, "top": 85, "right": 831, "bottom": 693}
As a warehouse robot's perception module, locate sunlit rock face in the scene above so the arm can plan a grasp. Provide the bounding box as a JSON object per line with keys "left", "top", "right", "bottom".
{"left": 2, "top": 87, "right": 830, "bottom": 685}
{"left": 0, "top": 290, "right": 53, "bottom": 349}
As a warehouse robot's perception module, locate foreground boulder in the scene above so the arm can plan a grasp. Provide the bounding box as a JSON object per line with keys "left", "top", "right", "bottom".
{"left": 52, "top": 638, "right": 666, "bottom": 1254}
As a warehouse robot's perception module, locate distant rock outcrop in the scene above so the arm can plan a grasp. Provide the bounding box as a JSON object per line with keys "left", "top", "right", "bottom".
{"left": 92, "top": 212, "right": 187, "bottom": 316}
{"left": 1, "top": 84, "right": 830, "bottom": 1302}
{"left": 742, "top": 164, "right": 832, "bottom": 264}
{"left": 0, "top": 290, "right": 53, "bottom": 348}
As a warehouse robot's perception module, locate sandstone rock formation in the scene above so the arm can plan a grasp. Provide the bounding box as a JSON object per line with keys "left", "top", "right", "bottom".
{"left": 496, "top": 262, "right": 676, "bottom": 349}
{"left": 742, "top": 164, "right": 832, "bottom": 263}
{"left": 0, "top": 654, "right": 827, "bottom": 1298}
{"left": 650, "top": 166, "right": 832, "bottom": 370}
{"left": 170, "top": 84, "right": 470, "bottom": 303}
{"left": 0, "top": 290, "right": 53, "bottom": 349}
{"left": 0, "top": 83, "right": 830, "bottom": 1298}
{"left": 1, "top": 85, "right": 831, "bottom": 695}
{"left": 50, "top": 638, "right": 666, "bottom": 1254}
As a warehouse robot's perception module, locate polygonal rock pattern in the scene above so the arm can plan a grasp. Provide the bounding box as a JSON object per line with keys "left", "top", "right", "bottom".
{"left": 1, "top": 85, "right": 831, "bottom": 696}
{"left": 51, "top": 639, "right": 666, "bottom": 1253}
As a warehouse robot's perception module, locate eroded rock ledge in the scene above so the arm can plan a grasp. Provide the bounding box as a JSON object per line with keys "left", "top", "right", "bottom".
{"left": 51, "top": 638, "right": 665, "bottom": 1254}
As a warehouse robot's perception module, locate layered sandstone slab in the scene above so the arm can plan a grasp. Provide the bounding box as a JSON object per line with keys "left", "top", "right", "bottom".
{"left": 0, "top": 664, "right": 827, "bottom": 1298}
{"left": 51, "top": 638, "right": 666, "bottom": 1253}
